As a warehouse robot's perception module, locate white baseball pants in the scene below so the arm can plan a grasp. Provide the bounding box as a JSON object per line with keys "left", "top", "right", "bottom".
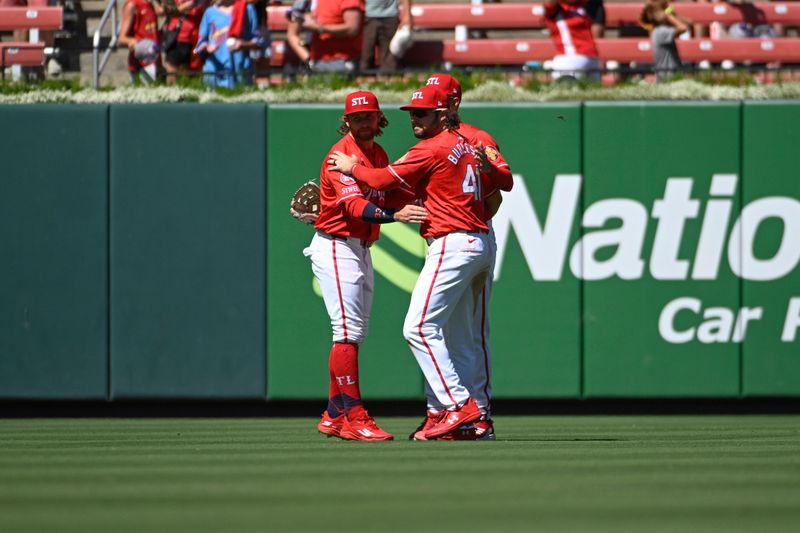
{"left": 304, "top": 231, "right": 374, "bottom": 344}
{"left": 441, "top": 224, "right": 496, "bottom": 415}
{"left": 404, "top": 231, "right": 493, "bottom": 411}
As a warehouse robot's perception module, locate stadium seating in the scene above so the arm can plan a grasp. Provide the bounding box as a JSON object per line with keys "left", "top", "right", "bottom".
{"left": 0, "top": 5, "right": 62, "bottom": 69}
{"left": 265, "top": 2, "right": 800, "bottom": 68}
{"left": 0, "top": 6, "right": 63, "bottom": 31}
{"left": 0, "top": 42, "right": 46, "bottom": 69}
{"left": 269, "top": 37, "right": 800, "bottom": 68}
{"left": 266, "top": 2, "right": 800, "bottom": 32}
{"left": 266, "top": 2, "right": 800, "bottom": 68}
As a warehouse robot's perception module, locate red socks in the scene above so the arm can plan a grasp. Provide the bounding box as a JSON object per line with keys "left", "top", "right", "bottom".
{"left": 329, "top": 342, "right": 364, "bottom": 418}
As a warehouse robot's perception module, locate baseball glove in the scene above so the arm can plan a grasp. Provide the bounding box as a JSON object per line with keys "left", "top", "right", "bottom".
{"left": 290, "top": 180, "right": 320, "bottom": 224}
{"left": 484, "top": 189, "right": 503, "bottom": 220}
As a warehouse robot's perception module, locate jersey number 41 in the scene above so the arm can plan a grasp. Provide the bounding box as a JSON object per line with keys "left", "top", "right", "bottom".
{"left": 461, "top": 164, "right": 481, "bottom": 201}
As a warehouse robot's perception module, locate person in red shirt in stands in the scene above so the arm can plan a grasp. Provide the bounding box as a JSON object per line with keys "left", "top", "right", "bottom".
{"left": 287, "top": 0, "right": 364, "bottom": 74}
{"left": 543, "top": 0, "right": 601, "bottom": 81}
{"left": 118, "top": 0, "right": 162, "bottom": 83}
{"left": 161, "top": 0, "right": 207, "bottom": 84}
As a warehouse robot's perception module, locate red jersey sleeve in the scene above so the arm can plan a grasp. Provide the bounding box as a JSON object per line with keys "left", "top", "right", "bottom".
{"left": 470, "top": 130, "right": 513, "bottom": 194}
{"left": 325, "top": 166, "right": 365, "bottom": 206}
{"left": 352, "top": 144, "right": 433, "bottom": 192}
{"left": 382, "top": 187, "right": 419, "bottom": 209}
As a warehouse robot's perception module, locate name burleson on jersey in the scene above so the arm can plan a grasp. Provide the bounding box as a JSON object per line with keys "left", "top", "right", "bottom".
{"left": 447, "top": 142, "right": 476, "bottom": 166}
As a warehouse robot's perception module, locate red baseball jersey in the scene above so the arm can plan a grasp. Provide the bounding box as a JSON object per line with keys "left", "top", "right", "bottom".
{"left": 353, "top": 129, "right": 488, "bottom": 239}
{"left": 315, "top": 134, "right": 389, "bottom": 243}
{"left": 311, "top": 0, "right": 364, "bottom": 62}
{"left": 457, "top": 122, "right": 513, "bottom": 195}
{"left": 544, "top": 1, "right": 599, "bottom": 58}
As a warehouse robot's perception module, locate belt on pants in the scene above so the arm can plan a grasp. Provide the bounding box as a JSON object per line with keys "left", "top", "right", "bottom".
{"left": 316, "top": 230, "right": 372, "bottom": 248}
{"left": 426, "top": 229, "right": 488, "bottom": 246}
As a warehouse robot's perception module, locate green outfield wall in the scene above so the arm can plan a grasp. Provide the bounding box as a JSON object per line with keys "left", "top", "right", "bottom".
{"left": 0, "top": 102, "right": 798, "bottom": 400}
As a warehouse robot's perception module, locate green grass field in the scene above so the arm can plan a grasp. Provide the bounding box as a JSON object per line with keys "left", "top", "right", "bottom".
{"left": 1, "top": 416, "right": 799, "bottom": 532}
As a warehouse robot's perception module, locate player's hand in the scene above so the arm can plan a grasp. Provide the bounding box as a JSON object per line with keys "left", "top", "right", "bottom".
{"left": 475, "top": 142, "right": 492, "bottom": 174}
{"left": 393, "top": 204, "right": 427, "bottom": 224}
{"left": 328, "top": 151, "right": 359, "bottom": 175}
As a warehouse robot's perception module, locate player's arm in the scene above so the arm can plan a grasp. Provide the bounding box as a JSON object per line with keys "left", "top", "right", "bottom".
{"left": 475, "top": 140, "right": 513, "bottom": 192}
{"left": 331, "top": 175, "right": 424, "bottom": 223}
{"left": 341, "top": 197, "right": 425, "bottom": 224}
{"left": 328, "top": 148, "right": 426, "bottom": 192}
{"left": 382, "top": 187, "right": 418, "bottom": 209}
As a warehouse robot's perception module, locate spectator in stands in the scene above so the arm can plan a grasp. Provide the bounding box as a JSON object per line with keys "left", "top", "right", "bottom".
{"left": 195, "top": 0, "right": 264, "bottom": 88}
{"left": 119, "top": 0, "right": 162, "bottom": 83}
{"left": 161, "top": 0, "right": 207, "bottom": 84}
{"left": 639, "top": 0, "right": 691, "bottom": 81}
{"left": 287, "top": 0, "right": 364, "bottom": 75}
{"left": 726, "top": 0, "right": 777, "bottom": 40}
{"left": 585, "top": 0, "right": 605, "bottom": 38}
{"left": 543, "top": 0, "right": 601, "bottom": 81}
{"left": 284, "top": 0, "right": 313, "bottom": 77}
{"left": 249, "top": 0, "right": 273, "bottom": 83}
{"left": 359, "top": 0, "right": 412, "bottom": 73}
{"left": 700, "top": 0, "right": 776, "bottom": 40}
{"left": 228, "top": 0, "right": 272, "bottom": 82}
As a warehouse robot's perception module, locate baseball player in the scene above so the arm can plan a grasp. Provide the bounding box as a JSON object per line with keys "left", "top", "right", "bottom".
{"left": 328, "top": 85, "right": 496, "bottom": 440}
{"left": 307, "top": 90, "right": 426, "bottom": 442}
{"left": 418, "top": 73, "right": 515, "bottom": 441}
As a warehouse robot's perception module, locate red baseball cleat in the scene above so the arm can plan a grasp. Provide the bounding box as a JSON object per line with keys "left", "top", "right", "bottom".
{"left": 409, "top": 409, "right": 443, "bottom": 440}
{"left": 340, "top": 411, "right": 394, "bottom": 441}
{"left": 474, "top": 419, "right": 496, "bottom": 441}
{"left": 421, "top": 399, "right": 482, "bottom": 440}
{"left": 317, "top": 411, "right": 345, "bottom": 438}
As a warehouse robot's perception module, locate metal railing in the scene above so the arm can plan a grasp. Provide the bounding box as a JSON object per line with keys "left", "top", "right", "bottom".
{"left": 92, "top": 0, "right": 121, "bottom": 88}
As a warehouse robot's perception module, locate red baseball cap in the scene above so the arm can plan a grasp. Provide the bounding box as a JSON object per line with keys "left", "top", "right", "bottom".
{"left": 399, "top": 85, "right": 449, "bottom": 111}
{"left": 344, "top": 91, "right": 381, "bottom": 115}
{"left": 426, "top": 73, "right": 462, "bottom": 101}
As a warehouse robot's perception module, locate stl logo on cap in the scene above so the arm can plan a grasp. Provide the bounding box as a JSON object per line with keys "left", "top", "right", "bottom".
{"left": 400, "top": 85, "right": 448, "bottom": 110}
{"left": 427, "top": 73, "right": 461, "bottom": 99}
{"left": 345, "top": 91, "right": 381, "bottom": 114}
